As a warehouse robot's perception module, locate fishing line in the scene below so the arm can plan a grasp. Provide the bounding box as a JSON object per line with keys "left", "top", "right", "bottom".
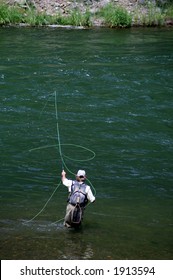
{"left": 39, "top": 93, "right": 53, "bottom": 119}
{"left": 23, "top": 181, "right": 62, "bottom": 224}
{"left": 29, "top": 144, "right": 96, "bottom": 162}
{"left": 55, "top": 90, "right": 96, "bottom": 198}
{"left": 24, "top": 91, "right": 96, "bottom": 224}
{"left": 55, "top": 90, "right": 97, "bottom": 197}
{"left": 55, "top": 91, "right": 64, "bottom": 170}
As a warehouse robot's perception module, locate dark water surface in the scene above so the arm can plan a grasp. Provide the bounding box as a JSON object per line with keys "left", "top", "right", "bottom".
{"left": 0, "top": 27, "right": 173, "bottom": 260}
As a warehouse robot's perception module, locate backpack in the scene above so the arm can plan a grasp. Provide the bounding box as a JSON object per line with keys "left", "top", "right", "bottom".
{"left": 69, "top": 181, "right": 88, "bottom": 207}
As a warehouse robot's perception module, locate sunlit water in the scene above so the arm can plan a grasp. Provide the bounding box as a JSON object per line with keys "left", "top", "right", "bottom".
{"left": 0, "top": 27, "right": 173, "bottom": 259}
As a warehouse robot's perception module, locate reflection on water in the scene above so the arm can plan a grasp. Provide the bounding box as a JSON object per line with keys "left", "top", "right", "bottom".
{"left": 61, "top": 234, "right": 94, "bottom": 260}
{"left": 0, "top": 219, "right": 94, "bottom": 259}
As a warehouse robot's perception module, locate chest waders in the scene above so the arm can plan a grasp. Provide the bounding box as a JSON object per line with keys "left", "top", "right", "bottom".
{"left": 69, "top": 181, "right": 88, "bottom": 226}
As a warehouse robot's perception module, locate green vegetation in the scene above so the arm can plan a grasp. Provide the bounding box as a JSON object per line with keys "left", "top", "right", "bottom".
{"left": 55, "top": 9, "right": 92, "bottom": 27}
{"left": 164, "top": 4, "right": 173, "bottom": 18}
{"left": 98, "top": 3, "right": 132, "bottom": 27}
{"left": 133, "top": 2, "right": 165, "bottom": 26}
{"left": 0, "top": 2, "right": 92, "bottom": 27}
{"left": 0, "top": 1, "right": 173, "bottom": 27}
{"left": 23, "top": 10, "right": 53, "bottom": 26}
{"left": 133, "top": 0, "right": 173, "bottom": 26}
{"left": 0, "top": 3, "right": 23, "bottom": 24}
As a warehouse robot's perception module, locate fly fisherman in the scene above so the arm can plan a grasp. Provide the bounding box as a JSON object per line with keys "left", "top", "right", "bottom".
{"left": 61, "top": 169, "right": 95, "bottom": 228}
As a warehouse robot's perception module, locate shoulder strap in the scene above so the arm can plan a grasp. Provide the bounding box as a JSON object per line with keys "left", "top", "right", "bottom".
{"left": 71, "top": 180, "right": 78, "bottom": 193}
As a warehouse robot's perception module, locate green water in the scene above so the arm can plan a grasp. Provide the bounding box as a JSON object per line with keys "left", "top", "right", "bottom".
{"left": 0, "top": 27, "right": 173, "bottom": 260}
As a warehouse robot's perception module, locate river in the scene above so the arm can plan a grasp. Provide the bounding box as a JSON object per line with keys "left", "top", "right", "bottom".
{"left": 0, "top": 26, "right": 173, "bottom": 259}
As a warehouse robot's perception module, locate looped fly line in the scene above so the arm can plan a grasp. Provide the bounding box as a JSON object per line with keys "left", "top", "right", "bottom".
{"left": 24, "top": 91, "right": 96, "bottom": 224}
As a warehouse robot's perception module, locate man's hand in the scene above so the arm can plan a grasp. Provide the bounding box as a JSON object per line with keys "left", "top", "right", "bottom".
{"left": 61, "top": 170, "right": 66, "bottom": 176}
{"left": 61, "top": 170, "right": 66, "bottom": 183}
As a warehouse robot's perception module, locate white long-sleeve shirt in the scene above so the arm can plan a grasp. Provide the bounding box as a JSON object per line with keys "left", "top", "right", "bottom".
{"left": 62, "top": 178, "right": 95, "bottom": 203}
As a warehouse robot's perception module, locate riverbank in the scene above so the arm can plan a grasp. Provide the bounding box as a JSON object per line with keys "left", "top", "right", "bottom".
{"left": 1, "top": 0, "right": 173, "bottom": 27}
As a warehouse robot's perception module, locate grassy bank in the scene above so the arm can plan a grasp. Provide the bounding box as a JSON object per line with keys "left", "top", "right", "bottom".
{"left": 132, "top": 1, "right": 173, "bottom": 26}
{"left": 0, "top": 1, "right": 173, "bottom": 27}
{"left": 0, "top": 3, "right": 92, "bottom": 26}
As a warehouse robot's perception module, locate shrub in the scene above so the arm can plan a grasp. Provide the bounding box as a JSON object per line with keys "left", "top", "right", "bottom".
{"left": 23, "top": 9, "right": 52, "bottom": 26}
{"left": 65, "top": 9, "right": 92, "bottom": 27}
{"left": 0, "top": 3, "right": 9, "bottom": 24}
{"left": 0, "top": 3, "right": 23, "bottom": 25}
{"left": 0, "top": 2, "right": 92, "bottom": 27}
{"left": 99, "top": 3, "right": 132, "bottom": 28}
{"left": 164, "top": 4, "right": 173, "bottom": 18}
{"left": 140, "top": 2, "right": 165, "bottom": 26}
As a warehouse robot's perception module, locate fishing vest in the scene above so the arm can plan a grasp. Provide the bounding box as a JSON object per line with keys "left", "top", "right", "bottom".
{"left": 69, "top": 181, "right": 88, "bottom": 207}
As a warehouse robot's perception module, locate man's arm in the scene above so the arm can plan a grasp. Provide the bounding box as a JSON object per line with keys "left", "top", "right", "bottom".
{"left": 86, "top": 186, "right": 95, "bottom": 203}
{"left": 61, "top": 170, "right": 66, "bottom": 183}
{"left": 61, "top": 170, "right": 72, "bottom": 189}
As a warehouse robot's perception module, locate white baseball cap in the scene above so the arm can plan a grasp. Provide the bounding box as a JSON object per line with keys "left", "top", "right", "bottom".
{"left": 76, "top": 170, "right": 86, "bottom": 177}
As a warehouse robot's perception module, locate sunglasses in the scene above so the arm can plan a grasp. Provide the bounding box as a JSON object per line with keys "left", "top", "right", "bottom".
{"left": 79, "top": 175, "right": 84, "bottom": 178}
